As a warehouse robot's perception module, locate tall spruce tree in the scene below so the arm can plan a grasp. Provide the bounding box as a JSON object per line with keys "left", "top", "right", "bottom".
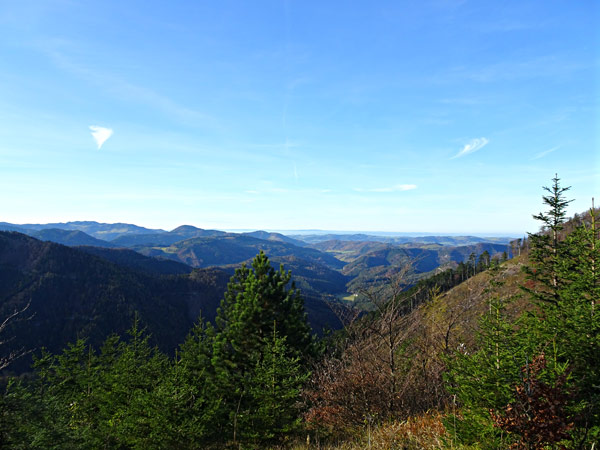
{"left": 521, "top": 178, "right": 599, "bottom": 444}
{"left": 213, "top": 250, "right": 313, "bottom": 373}
{"left": 523, "top": 174, "right": 573, "bottom": 304}
{"left": 446, "top": 176, "right": 599, "bottom": 448}
{"left": 211, "top": 251, "right": 313, "bottom": 444}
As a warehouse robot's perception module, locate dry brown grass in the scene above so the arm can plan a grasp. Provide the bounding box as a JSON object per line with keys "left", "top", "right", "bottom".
{"left": 270, "top": 411, "right": 471, "bottom": 449}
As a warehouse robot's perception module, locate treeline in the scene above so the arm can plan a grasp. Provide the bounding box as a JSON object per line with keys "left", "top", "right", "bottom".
{"left": 399, "top": 248, "right": 509, "bottom": 311}
{"left": 0, "top": 252, "right": 314, "bottom": 449}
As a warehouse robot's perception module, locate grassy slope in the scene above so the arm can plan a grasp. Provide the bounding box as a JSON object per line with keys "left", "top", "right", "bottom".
{"left": 413, "top": 255, "right": 529, "bottom": 351}
{"left": 284, "top": 256, "right": 531, "bottom": 450}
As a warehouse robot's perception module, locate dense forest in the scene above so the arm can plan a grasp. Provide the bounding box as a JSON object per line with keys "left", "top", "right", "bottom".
{"left": 0, "top": 176, "right": 598, "bottom": 449}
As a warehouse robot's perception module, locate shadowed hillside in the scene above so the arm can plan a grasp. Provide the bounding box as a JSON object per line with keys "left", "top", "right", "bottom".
{"left": 0, "top": 232, "right": 342, "bottom": 374}
{"left": 134, "top": 234, "right": 346, "bottom": 270}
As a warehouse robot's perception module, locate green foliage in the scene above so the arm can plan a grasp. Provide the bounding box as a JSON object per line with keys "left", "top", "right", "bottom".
{"left": 1, "top": 251, "right": 313, "bottom": 448}
{"left": 235, "top": 332, "right": 310, "bottom": 445}
{"left": 169, "top": 318, "right": 224, "bottom": 446}
{"left": 3, "top": 320, "right": 173, "bottom": 448}
{"left": 215, "top": 251, "right": 314, "bottom": 366}
{"left": 445, "top": 176, "right": 600, "bottom": 448}
{"left": 534, "top": 210, "right": 600, "bottom": 445}
{"left": 444, "top": 296, "right": 527, "bottom": 448}
{"left": 212, "top": 251, "right": 314, "bottom": 445}
{"left": 523, "top": 174, "right": 573, "bottom": 305}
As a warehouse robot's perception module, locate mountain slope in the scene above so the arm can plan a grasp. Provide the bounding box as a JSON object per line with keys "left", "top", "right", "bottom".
{"left": 411, "top": 255, "right": 529, "bottom": 350}
{"left": 295, "top": 233, "right": 515, "bottom": 246}
{"left": 341, "top": 242, "right": 511, "bottom": 292}
{"left": 135, "top": 234, "right": 346, "bottom": 270}
{"left": 77, "top": 246, "right": 194, "bottom": 275}
{"left": 28, "top": 229, "right": 115, "bottom": 248}
{"left": 0, "top": 232, "right": 342, "bottom": 373}
{"left": 0, "top": 221, "right": 165, "bottom": 241}
{"left": 242, "top": 230, "right": 307, "bottom": 247}
{"left": 110, "top": 225, "right": 227, "bottom": 247}
{"left": 0, "top": 232, "right": 229, "bottom": 372}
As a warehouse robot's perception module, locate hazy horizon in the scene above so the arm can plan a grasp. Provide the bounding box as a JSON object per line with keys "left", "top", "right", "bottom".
{"left": 1, "top": 218, "right": 526, "bottom": 238}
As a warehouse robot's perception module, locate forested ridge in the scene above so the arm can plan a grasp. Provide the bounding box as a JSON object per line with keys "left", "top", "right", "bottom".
{"left": 0, "top": 176, "right": 598, "bottom": 449}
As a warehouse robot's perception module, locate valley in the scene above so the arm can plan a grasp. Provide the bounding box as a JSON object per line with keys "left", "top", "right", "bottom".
{"left": 0, "top": 220, "right": 515, "bottom": 374}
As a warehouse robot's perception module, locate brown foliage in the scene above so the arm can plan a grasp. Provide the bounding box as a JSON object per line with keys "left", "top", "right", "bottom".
{"left": 490, "top": 353, "right": 574, "bottom": 450}
{"left": 304, "top": 271, "right": 453, "bottom": 435}
{"left": 303, "top": 337, "right": 393, "bottom": 433}
{"left": 304, "top": 258, "right": 532, "bottom": 439}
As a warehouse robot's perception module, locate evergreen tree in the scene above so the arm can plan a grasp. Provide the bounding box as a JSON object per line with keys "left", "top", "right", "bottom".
{"left": 213, "top": 250, "right": 313, "bottom": 373}
{"left": 236, "top": 331, "right": 310, "bottom": 446}
{"left": 99, "top": 319, "right": 170, "bottom": 448}
{"left": 3, "top": 320, "right": 171, "bottom": 449}
{"left": 523, "top": 174, "right": 573, "bottom": 304}
{"left": 532, "top": 205, "right": 600, "bottom": 445}
{"left": 446, "top": 176, "right": 599, "bottom": 447}
{"left": 169, "top": 318, "right": 224, "bottom": 447}
{"left": 467, "top": 252, "right": 477, "bottom": 277}
{"left": 477, "top": 250, "right": 491, "bottom": 272}
{"left": 444, "top": 295, "right": 527, "bottom": 448}
{"left": 211, "top": 251, "right": 313, "bottom": 443}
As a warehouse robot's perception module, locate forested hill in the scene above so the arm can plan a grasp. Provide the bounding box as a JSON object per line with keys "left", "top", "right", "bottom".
{"left": 27, "top": 228, "right": 117, "bottom": 248}
{"left": 0, "top": 232, "right": 342, "bottom": 374}
{"left": 132, "top": 234, "right": 346, "bottom": 270}
{"left": 0, "top": 221, "right": 165, "bottom": 241}
{"left": 77, "top": 246, "right": 194, "bottom": 275}
{"left": 293, "top": 233, "right": 515, "bottom": 246}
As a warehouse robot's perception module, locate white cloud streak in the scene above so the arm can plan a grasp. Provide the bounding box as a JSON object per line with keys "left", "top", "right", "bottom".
{"left": 451, "top": 137, "right": 489, "bottom": 159}
{"left": 354, "top": 184, "right": 417, "bottom": 193}
{"left": 89, "top": 125, "right": 113, "bottom": 149}
{"left": 531, "top": 145, "right": 560, "bottom": 160}
{"left": 41, "top": 44, "right": 212, "bottom": 126}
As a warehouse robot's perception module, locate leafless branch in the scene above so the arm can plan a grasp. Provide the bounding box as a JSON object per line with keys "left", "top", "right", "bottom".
{"left": 0, "top": 300, "right": 34, "bottom": 370}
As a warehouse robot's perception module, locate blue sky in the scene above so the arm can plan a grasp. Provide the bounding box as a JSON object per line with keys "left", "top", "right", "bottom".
{"left": 0, "top": 1, "right": 598, "bottom": 235}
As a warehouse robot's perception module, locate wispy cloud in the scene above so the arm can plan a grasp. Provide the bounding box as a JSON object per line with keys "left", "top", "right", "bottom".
{"left": 283, "top": 138, "right": 300, "bottom": 156}
{"left": 40, "top": 42, "right": 212, "bottom": 126}
{"left": 451, "top": 137, "right": 489, "bottom": 159}
{"left": 531, "top": 145, "right": 560, "bottom": 160}
{"left": 89, "top": 126, "right": 113, "bottom": 149}
{"left": 354, "top": 184, "right": 417, "bottom": 193}
{"left": 293, "top": 162, "right": 299, "bottom": 182}
{"left": 434, "top": 56, "right": 591, "bottom": 85}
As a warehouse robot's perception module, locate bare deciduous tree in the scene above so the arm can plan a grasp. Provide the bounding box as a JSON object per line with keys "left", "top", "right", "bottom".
{"left": 0, "top": 301, "right": 32, "bottom": 370}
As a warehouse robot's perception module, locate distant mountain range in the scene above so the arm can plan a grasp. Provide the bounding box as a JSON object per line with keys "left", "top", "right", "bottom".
{"left": 0, "top": 221, "right": 518, "bottom": 374}
{"left": 0, "top": 221, "right": 516, "bottom": 248}
{"left": 291, "top": 233, "right": 515, "bottom": 246}
{"left": 0, "top": 221, "right": 164, "bottom": 241}
{"left": 0, "top": 220, "right": 513, "bottom": 294}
